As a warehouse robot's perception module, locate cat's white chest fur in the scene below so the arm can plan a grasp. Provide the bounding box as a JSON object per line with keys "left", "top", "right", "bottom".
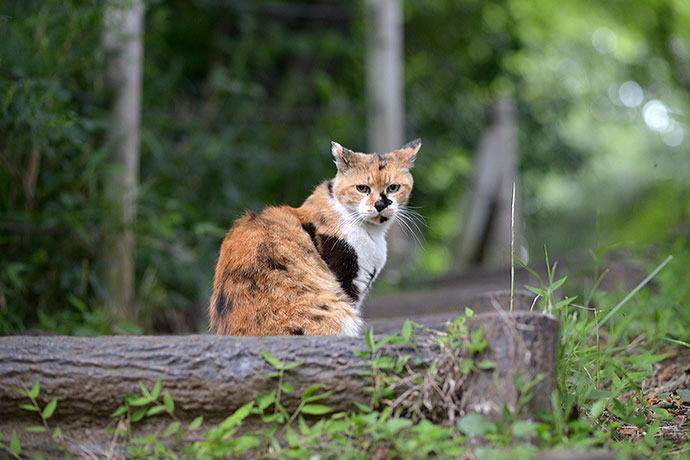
{"left": 347, "top": 222, "right": 389, "bottom": 308}
{"left": 332, "top": 200, "right": 390, "bottom": 307}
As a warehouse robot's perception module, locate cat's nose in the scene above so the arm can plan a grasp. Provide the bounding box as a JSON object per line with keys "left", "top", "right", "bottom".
{"left": 374, "top": 193, "right": 392, "bottom": 213}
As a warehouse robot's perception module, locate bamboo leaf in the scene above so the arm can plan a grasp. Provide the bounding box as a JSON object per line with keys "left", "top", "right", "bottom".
{"left": 42, "top": 398, "right": 58, "bottom": 419}
{"left": 29, "top": 381, "right": 40, "bottom": 399}
{"left": 25, "top": 426, "right": 47, "bottom": 433}
{"left": 151, "top": 377, "right": 161, "bottom": 400}
{"left": 261, "top": 350, "right": 283, "bottom": 370}
{"left": 146, "top": 405, "right": 167, "bottom": 416}
{"left": 401, "top": 320, "right": 412, "bottom": 340}
{"left": 10, "top": 429, "right": 21, "bottom": 456}
{"left": 189, "top": 416, "right": 203, "bottom": 431}
{"left": 301, "top": 404, "right": 333, "bottom": 415}
{"left": 163, "top": 391, "right": 175, "bottom": 413}
{"left": 163, "top": 421, "right": 181, "bottom": 437}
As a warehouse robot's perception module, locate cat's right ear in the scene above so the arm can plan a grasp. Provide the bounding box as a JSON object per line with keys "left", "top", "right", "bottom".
{"left": 331, "top": 141, "right": 355, "bottom": 173}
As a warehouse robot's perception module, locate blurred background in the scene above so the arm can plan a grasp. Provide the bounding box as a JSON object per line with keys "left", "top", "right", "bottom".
{"left": 1, "top": 0, "right": 689, "bottom": 335}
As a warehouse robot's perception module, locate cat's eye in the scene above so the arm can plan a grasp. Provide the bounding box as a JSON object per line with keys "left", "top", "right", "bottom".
{"left": 356, "top": 185, "right": 371, "bottom": 194}
{"left": 387, "top": 184, "right": 401, "bottom": 193}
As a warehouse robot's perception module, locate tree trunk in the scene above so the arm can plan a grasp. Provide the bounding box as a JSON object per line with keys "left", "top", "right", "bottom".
{"left": 365, "top": 0, "right": 415, "bottom": 283}
{"left": 0, "top": 311, "right": 557, "bottom": 457}
{"left": 102, "top": 0, "right": 144, "bottom": 321}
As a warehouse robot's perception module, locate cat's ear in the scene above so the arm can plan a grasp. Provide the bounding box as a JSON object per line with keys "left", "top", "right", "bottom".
{"left": 395, "top": 138, "right": 422, "bottom": 169}
{"left": 331, "top": 141, "right": 355, "bottom": 173}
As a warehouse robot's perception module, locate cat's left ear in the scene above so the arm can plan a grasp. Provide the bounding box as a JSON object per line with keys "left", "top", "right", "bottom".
{"left": 395, "top": 138, "right": 422, "bottom": 169}
{"left": 331, "top": 141, "right": 356, "bottom": 173}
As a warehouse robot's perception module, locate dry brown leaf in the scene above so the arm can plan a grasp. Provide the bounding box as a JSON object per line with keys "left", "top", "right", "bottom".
{"left": 618, "top": 426, "right": 639, "bottom": 436}
{"left": 658, "top": 365, "right": 677, "bottom": 383}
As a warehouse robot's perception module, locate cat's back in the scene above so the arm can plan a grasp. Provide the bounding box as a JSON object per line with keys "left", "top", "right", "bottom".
{"left": 209, "top": 205, "right": 356, "bottom": 336}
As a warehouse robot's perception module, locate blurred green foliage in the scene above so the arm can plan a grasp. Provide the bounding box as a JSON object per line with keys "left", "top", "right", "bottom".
{"left": 1, "top": 0, "right": 688, "bottom": 334}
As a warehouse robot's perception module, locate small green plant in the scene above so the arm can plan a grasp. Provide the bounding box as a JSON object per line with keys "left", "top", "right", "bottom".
{"left": 110, "top": 377, "right": 203, "bottom": 459}
{"left": 1, "top": 380, "right": 66, "bottom": 460}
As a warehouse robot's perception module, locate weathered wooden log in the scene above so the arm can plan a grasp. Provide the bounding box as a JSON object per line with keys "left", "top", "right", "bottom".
{"left": 0, "top": 310, "right": 557, "bottom": 457}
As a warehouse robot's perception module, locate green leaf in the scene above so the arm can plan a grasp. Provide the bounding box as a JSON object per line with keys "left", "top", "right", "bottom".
{"left": 129, "top": 396, "right": 151, "bottom": 407}
{"left": 261, "top": 350, "right": 283, "bottom": 370}
{"left": 303, "top": 389, "right": 332, "bottom": 403}
{"left": 401, "top": 320, "right": 412, "bottom": 340}
{"left": 677, "top": 389, "right": 690, "bottom": 403}
{"left": 283, "top": 361, "right": 304, "bottom": 370}
{"left": 189, "top": 416, "right": 203, "bottom": 431}
{"left": 42, "top": 398, "right": 57, "bottom": 419}
{"left": 146, "top": 405, "right": 167, "bottom": 416}
{"left": 353, "top": 401, "right": 371, "bottom": 413}
{"left": 365, "top": 328, "right": 375, "bottom": 352}
{"left": 476, "top": 360, "right": 495, "bottom": 370}
{"left": 385, "top": 417, "right": 412, "bottom": 433}
{"left": 510, "top": 421, "right": 536, "bottom": 438}
{"left": 151, "top": 377, "right": 161, "bottom": 400}
{"left": 464, "top": 307, "right": 475, "bottom": 319}
{"left": 525, "top": 285, "right": 546, "bottom": 297}
{"left": 10, "top": 430, "right": 21, "bottom": 456}
{"left": 139, "top": 381, "right": 152, "bottom": 400}
{"left": 52, "top": 426, "right": 62, "bottom": 440}
{"left": 24, "top": 426, "right": 47, "bottom": 433}
{"left": 220, "top": 402, "right": 254, "bottom": 430}
{"left": 590, "top": 399, "right": 607, "bottom": 418}
{"left": 19, "top": 404, "right": 40, "bottom": 412}
{"left": 280, "top": 382, "right": 294, "bottom": 394}
{"left": 29, "top": 381, "right": 40, "bottom": 400}
{"left": 163, "top": 391, "right": 175, "bottom": 413}
{"left": 131, "top": 407, "right": 148, "bottom": 422}
{"left": 457, "top": 414, "right": 495, "bottom": 436}
{"left": 301, "top": 404, "right": 333, "bottom": 415}
{"left": 256, "top": 391, "right": 276, "bottom": 410}
{"left": 298, "top": 416, "right": 311, "bottom": 436}
{"left": 301, "top": 384, "right": 323, "bottom": 401}
{"left": 35, "top": 454, "right": 46, "bottom": 460}
{"left": 163, "top": 421, "right": 181, "bottom": 437}
{"left": 550, "top": 276, "right": 567, "bottom": 291}
{"left": 111, "top": 405, "right": 128, "bottom": 418}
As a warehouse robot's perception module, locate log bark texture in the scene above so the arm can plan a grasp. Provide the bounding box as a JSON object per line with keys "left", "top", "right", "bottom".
{"left": 0, "top": 311, "right": 557, "bottom": 457}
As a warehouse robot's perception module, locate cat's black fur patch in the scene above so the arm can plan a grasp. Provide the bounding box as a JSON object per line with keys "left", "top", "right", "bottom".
{"left": 288, "top": 327, "right": 304, "bottom": 335}
{"left": 233, "top": 267, "right": 259, "bottom": 292}
{"left": 316, "top": 235, "right": 360, "bottom": 302}
{"left": 326, "top": 180, "right": 334, "bottom": 198}
{"left": 317, "top": 304, "right": 330, "bottom": 311}
{"left": 214, "top": 290, "right": 232, "bottom": 318}
{"left": 310, "top": 314, "right": 325, "bottom": 322}
{"left": 375, "top": 153, "right": 386, "bottom": 170}
{"left": 258, "top": 243, "right": 288, "bottom": 271}
{"left": 301, "top": 222, "right": 319, "bottom": 248}
{"left": 379, "top": 216, "right": 388, "bottom": 223}
{"left": 379, "top": 192, "right": 392, "bottom": 207}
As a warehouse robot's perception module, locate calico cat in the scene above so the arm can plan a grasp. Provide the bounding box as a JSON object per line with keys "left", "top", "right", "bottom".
{"left": 209, "top": 138, "right": 421, "bottom": 336}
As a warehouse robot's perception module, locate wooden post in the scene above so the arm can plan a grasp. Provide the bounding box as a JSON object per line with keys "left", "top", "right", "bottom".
{"left": 103, "top": 0, "right": 144, "bottom": 320}
{"left": 365, "top": 0, "right": 414, "bottom": 283}
{"left": 456, "top": 98, "right": 519, "bottom": 268}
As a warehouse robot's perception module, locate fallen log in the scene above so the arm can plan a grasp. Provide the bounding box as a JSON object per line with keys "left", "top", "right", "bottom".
{"left": 0, "top": 310, "right": 557, "bottom": 457}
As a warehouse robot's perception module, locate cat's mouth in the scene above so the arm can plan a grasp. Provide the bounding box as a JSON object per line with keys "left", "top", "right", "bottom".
{"left": 367, "top": 212, "right": 393, "bottom": 224}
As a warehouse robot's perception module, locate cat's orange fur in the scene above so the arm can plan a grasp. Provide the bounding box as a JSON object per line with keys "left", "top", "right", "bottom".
{"left": 209, "top": 139, "right": 421, "bottom": 336}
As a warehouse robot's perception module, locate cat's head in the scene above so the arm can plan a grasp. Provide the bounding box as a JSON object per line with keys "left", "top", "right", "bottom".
{"left": 330, "top": 139, "right": 421, "bottom": 226}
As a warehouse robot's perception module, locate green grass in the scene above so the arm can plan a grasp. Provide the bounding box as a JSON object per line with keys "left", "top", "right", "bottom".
{"left": 4, "top": 245, "right": 690, "bottom": 459}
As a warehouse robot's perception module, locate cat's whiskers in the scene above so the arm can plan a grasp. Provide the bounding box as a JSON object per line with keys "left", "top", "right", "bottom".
{"left": 393, "top": 205, "right": 426, "bottom": 247}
